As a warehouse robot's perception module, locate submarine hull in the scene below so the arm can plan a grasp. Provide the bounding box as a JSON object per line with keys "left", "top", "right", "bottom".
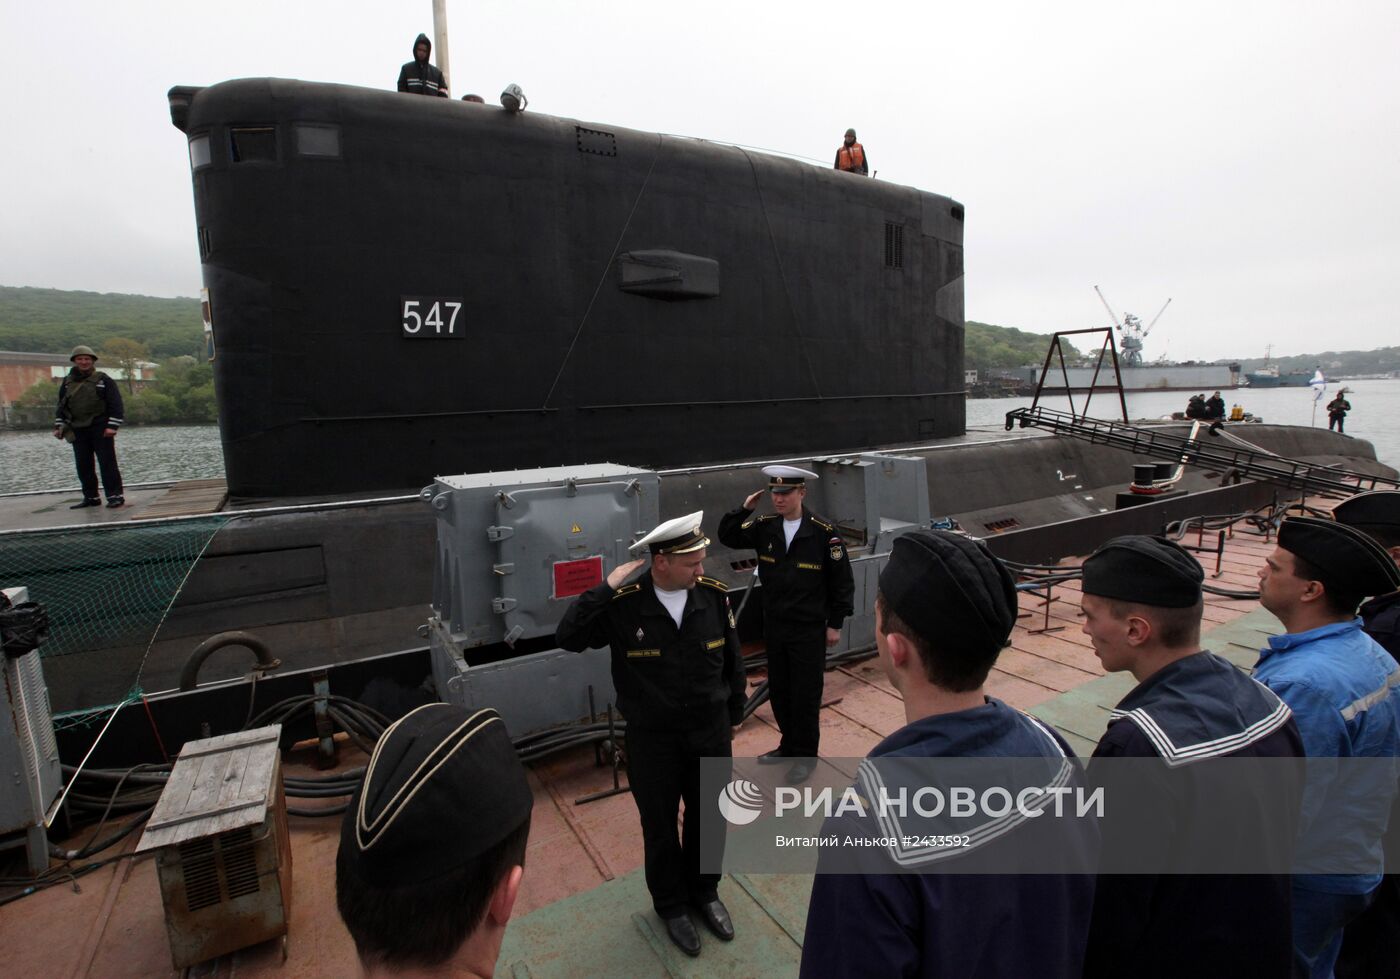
{"left": 173, "top": 78, "right": 967, "bottom": 497}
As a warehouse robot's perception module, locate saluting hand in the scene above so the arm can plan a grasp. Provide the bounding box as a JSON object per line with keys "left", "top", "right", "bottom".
{"left": 607, "top": 558, "right": 646, "bottom": 589}
{"left": 743, "top": 490, "right": 764, "bottom": 510}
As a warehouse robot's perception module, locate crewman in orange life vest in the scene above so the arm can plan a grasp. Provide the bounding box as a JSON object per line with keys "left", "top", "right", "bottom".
{"left": 834, "top": 129, "right": 868, "bottom": 175}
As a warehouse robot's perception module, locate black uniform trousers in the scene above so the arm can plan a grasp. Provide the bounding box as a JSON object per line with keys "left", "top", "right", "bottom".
{"left": 625, "top": 712, "right": 731, "bottom": 918}
{"left": 766, "top": 625, "right": 826, "bottom": 758}
{"left": 71, "top": 425, "right": 123, "bottom": 501}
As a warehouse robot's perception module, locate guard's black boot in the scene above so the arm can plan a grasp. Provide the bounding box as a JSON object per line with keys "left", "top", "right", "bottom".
{"left": 106, "top": 496, "right": 125, "bottom": 508}
{"left": 70, "top": 498, "right": 101, "bottom": 509}
{"left": 786, "top": 760, "right": 814, "bottom": 784}
{"left": 756, "top": 747, "right": 786, "bottom": 765}
{"left": 693, "top": 897, "right": 735, "bottom": 941}
{"left": 662, "top": 913, "right": 701, "bottom": 957}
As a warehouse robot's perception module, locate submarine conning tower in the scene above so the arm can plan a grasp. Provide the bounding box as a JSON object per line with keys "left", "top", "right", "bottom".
{"left": 169, "top": 78, "right": 967, "bottom": 498}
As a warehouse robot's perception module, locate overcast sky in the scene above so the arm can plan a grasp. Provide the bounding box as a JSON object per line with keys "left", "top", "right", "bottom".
{"left": 3, "top": 1, "right": 1397, "bottom": 361}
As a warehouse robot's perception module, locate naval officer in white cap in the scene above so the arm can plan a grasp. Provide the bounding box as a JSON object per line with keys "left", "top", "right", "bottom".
{"left": 718, "top": 465, "right": 854, "bottom": 783}
{"left": 555, "top": 511, "right": 747, "bottom": 958}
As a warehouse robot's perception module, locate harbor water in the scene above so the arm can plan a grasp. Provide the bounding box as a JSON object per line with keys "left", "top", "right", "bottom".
{"left": 3, "top": 379, "right": 1397, "bottom": 496}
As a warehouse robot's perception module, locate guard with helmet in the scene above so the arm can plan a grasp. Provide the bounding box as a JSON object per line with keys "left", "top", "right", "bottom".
{"left": 53, "top": 345, "right": 125, "bottom": 509}
{"left": 555, "top": 511, "right": 747, "bottom": 959}
{"left": 718, "top": 465, "right": 854, "bottom": 783}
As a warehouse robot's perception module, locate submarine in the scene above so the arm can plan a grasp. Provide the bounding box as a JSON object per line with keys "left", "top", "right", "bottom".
{"left": 167, "top": 78, "right": 968, "bottom": 498}
{"left": 6, "top": 78, "right": 1393, "bottom": 717}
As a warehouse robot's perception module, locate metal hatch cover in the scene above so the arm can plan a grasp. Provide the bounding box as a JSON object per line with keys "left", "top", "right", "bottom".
{"left": 494, "top": 481, "right": 650, "bottom": 642}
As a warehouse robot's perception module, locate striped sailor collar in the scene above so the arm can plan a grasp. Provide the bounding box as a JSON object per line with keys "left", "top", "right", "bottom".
{"left": 1108, "top": 651, "right": 1293, "bottom": 766}
{"left": 1260, "top": 618, "right": 1364, "bottom": 659}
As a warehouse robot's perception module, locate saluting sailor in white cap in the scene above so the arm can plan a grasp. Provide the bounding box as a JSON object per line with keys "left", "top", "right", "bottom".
{"left": 717, "top": 465, "right": 854, "bottom": 783}
{"left": 555, "top": 511, "right": 747, "bottom": 958}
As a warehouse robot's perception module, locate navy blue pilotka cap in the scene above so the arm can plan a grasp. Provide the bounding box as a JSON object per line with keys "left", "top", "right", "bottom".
{"left": 878, "top": 530, "right": 1019, "bottom": 655}
{"left": 338, "top": 704, "right": 531, "bottom": 889}
{"left": 1082, "top": 535, "right": 1204, "bottom": 608}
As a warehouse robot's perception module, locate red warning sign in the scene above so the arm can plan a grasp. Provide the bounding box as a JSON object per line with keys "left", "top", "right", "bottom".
{"left": 553, "top": 556, "right": 604, "bottom": 598}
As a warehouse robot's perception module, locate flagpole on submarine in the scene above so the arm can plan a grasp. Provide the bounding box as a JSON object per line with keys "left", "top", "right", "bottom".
{"left": 433, "top": 0, "right": 451, "bottom": 96}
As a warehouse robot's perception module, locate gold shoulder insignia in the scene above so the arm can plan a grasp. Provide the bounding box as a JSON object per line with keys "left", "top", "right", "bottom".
{"left": 612, "top": 583, "right": 641, "bottom": 600}
{"left": 757, "top": 514, "right": 778, "bottom": 522}
{"left": 740, "top": 517, "right": 756, "bottom": 530}
{"left": 811, "top": 517, "right": 835, "bottom": 532}
{"left": 697, "top": 575, "right": 729, "bottom": 592}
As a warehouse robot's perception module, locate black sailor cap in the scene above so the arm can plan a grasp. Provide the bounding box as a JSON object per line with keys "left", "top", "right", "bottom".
{"left": 1332, "top": 491, "right": 1400, "bottom": 535}
{"left": 878, "top": 530, "right": 1018, "bottom": 656}
{"left": 1082, "top": 535, "right": 1204, "bottom": 608}
{"left": 1278, "top": 516, "right": 1400, "bottom": 598}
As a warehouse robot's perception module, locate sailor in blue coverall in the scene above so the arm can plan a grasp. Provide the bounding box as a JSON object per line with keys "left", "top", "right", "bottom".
{"left": 1254, "top": 516, "right": 1400, "bottom": 979}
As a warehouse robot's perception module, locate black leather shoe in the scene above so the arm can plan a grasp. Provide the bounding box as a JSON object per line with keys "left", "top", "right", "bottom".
{"left": 662, "top": 913, "right": 701, "bottom": 957}
{"left": 105, "top": 496, "right": 125, "bottom": 508}
{"left": 786, "top": 761, "right": 814, "bottom": 784}
{"left": 756, "top": 747, "right": 786, "bottom": 765}
{"left": 693, "top": 897, "right": 735, "bottom": 941}
{"left": 70, "top": 498, "right": 101, "bottom": 509}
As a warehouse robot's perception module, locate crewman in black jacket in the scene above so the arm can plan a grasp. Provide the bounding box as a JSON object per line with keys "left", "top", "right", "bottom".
{"left": 1331, "top": 491, "right": 1400, "bottom": 979}
{"left": 555, "top": 511, "right": 746, "bottom": 959}
{"left": 718, "top": 465, "right": 854, "bottom": 783}
{"left": 396, "top": 33, "right": 448, "bottom": 97}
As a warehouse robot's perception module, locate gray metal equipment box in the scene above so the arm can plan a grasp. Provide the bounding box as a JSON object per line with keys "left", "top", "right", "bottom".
{"left": 0, "top": 585, "right": 62, "bottom": 876}
{"left": 424, "top": 464, "right": 659, "bottom": 648}
{"left": 424, "top": 464, "right": 659, "bottom": 737}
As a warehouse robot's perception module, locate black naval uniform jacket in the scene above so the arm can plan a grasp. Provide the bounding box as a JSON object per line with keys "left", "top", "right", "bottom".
{"left": 555, "top": 572, "right": 747, "bottom": 731}
{"left": 1085, "top": 651, "right": 1304, "bottom": 979}
{"left": 717, "top": 508, "right": 854, "bottom": 634}
{"left": 1361, "top": 591, "right": 1400, "bottom": 661}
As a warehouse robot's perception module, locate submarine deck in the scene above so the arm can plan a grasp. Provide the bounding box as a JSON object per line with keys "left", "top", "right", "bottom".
{"left": 0, "top": 423, "right": 1054, "bottom": 533}
{"left": 0, "top": 515, "right": 1296, "bottom": 977}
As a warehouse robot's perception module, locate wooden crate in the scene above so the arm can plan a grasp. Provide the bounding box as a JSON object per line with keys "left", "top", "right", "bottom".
{"left": 135, "top": 726, "right": 292, "bottom": 968}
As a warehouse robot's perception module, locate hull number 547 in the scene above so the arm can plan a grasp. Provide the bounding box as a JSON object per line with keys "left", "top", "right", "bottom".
{"left": 401, "top": 297, "right": 464, "bottom": 338}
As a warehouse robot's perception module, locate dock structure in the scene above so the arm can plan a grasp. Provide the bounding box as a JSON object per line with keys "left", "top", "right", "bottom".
{"left": 0, "top": 513, "right": 1300, "bottom": 977}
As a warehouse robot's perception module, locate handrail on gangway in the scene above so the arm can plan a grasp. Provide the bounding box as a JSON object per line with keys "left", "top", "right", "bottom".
{"left": 1004, "top": 405, "right": 1400, "bottom": 498}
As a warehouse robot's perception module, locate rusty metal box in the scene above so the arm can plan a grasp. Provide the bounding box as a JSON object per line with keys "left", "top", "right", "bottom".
{"left": 136, "top": 725, "right": 292, "bottom": 968}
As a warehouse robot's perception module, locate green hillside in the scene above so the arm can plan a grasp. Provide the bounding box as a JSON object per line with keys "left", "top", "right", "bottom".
{"left": 0, "top": 286, "right": 202, "bottom": 359}
{"left": 1235, "top": 347, "right": 1400, "bottom": 376}
{"left": 2, "top": 286, "right": 1066, "bottom": 373}
{"left": 965, "top": 320, "right": 1075, "bottom": 373}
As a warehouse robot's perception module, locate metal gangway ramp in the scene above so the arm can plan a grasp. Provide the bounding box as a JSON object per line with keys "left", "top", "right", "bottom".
{"left": 1005, "top": 405, "right": 1400, "bottom": 498}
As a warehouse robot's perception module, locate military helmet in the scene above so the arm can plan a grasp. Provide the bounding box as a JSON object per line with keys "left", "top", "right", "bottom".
{"left": 70, "top": 345, "right": 98, "bottom": 362}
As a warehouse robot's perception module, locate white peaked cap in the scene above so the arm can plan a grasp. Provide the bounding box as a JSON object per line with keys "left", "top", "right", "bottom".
{"left": 631, "top": 510, "right": 710, "bottom": 555}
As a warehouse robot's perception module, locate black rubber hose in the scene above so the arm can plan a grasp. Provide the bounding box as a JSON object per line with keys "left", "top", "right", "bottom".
{"left": 288, "top": 803, "right": 349, "bottom": 818}
{"left": 50, "top": 809, "right": 151, "bottom": 861}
